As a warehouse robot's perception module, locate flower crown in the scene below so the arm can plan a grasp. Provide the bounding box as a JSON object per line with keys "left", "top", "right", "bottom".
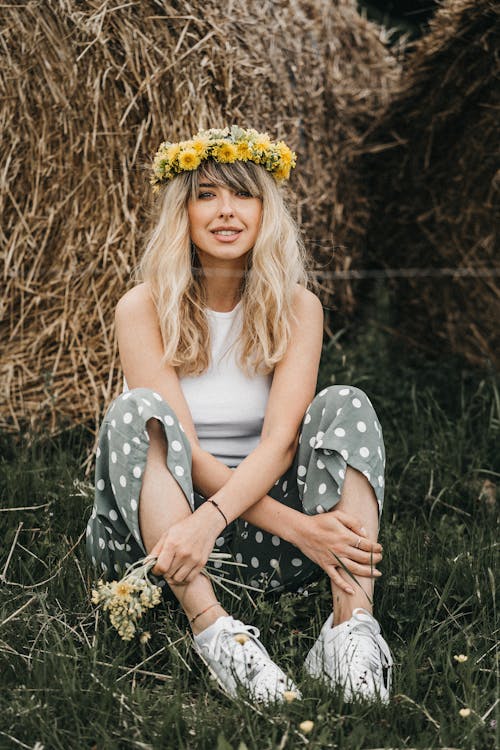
{"left": 150, "top": 125, "right": 297, "bottom": 192}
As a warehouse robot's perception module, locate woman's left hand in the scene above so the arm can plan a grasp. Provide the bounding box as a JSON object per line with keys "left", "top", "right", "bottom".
{"left": 148, "top": 503, "right": 225, "bottom": 585}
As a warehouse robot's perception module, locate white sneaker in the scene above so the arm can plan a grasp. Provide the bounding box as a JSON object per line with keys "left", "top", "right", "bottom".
{"left": 304, "top": 608, "right": 392, "bottom": 703}
{"left": 193, "top": 615, "right": 301, "bottom": 704}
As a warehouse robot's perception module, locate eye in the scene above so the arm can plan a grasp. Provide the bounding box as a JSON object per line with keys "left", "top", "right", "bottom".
{"left": 236, "top": 190, "right": 253, "bottom": 198}
{"left": 198, "top": 191, "right": 215, "bottom": 199}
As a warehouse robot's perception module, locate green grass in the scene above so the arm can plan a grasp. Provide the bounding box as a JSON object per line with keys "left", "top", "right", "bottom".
{"left": 1, "top": 304, "right": 498, "bottom": 749}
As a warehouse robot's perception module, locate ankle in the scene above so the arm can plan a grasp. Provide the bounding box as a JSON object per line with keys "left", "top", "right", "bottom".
{"left": 333, "top": 602, "right": 373, "bottom": 627}
{"left": 189, "top": 603, "right": 228, "bottom": 635}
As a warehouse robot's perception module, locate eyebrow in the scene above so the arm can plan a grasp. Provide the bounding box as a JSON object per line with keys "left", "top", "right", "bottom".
{"left": 198, "top": 182, "right": 216, "bottom": 188}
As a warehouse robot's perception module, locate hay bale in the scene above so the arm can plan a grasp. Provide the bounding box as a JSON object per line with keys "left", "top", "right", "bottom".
{"left": 360, "top": 0, "right": 499, "bottom": 370}
{"left": 0, "top": 0, "right": 402, "bottom": 442}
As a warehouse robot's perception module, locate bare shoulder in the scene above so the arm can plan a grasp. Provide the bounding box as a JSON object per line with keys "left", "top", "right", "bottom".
{"left": 115, "top": 282, "right": 156, "bottom": 320}
{"left": 291, "top": 283, "right": 324, "bottom": 322}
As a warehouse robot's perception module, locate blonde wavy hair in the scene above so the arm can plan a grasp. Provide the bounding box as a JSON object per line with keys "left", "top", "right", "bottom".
{"left": 137, "top": 160, "right": 314, "bottom": 377}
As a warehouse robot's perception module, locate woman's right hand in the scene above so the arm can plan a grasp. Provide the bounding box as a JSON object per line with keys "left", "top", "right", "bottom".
{"left": 290, "top": 510, "right": 383, "bottom": 593}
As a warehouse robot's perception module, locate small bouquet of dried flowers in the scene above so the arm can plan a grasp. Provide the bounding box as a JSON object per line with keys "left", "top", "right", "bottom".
{"left": 91, "top": 552, "right": 261, "bottom": 642}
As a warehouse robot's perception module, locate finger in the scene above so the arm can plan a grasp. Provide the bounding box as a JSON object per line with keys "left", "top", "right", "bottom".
{"left": 328, "top": 565, "right": 355, "bottom": 594}
{"left": 347, "top": 562, "right": 382, "bottom": 578}
{"left": 352, "top": 535, "right": 382, "bottom": 554}
{"left": 345, "top": 547, "right": 383, "bottom": 565}
{"left": 335, "top": 510, "right": 369, "bottom": 536}
{"left": 152, "top": 548, "right": 175, "bottom": 577}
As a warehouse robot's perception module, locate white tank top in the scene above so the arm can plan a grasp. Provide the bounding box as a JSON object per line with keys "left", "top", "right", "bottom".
{"left": 122, "top": 300, "right": 273, "bottom": 467}
{"left": 179, "top": 300, "right": 273, "bottom": 467}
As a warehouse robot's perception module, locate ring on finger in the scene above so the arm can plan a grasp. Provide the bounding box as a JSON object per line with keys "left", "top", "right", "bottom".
{"left": 355, "top": 536, "right": 361, "bottom": 549}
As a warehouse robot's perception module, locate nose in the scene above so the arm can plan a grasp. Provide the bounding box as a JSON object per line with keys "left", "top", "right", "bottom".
{"left": 218, "top": 190, "right": 235, "bottom": 217}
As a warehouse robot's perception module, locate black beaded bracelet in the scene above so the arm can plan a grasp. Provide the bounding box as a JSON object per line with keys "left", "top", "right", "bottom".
{"left": 208, "top": 498, "right": 228, "bottom": 527}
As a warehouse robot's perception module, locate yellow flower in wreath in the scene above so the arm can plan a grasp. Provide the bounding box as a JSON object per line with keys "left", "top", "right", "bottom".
{"left": 178, "top": 149, "right": 202, "bottom": 171}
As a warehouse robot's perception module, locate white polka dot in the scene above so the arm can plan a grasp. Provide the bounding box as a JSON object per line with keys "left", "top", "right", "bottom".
{"left": 108, "top": 540, "right": 115, "bottom": 551}
{"left": 291, "top": 558, "right": 303, "bottom": 567}
{"left": 133, "top": 437, "right": 141, "bottom": 445}
{"left": 374, "top": 420, "right": 380, "bottom": 432}
{"left": 315, "top": 439, "right": 323, "bottom": 448}
{"left": 164, "top": 415, "right": 174, "bottom": 426}
{"left": 141, "top": 399, "right": 151, "bottom": 407}
{"left": 111, "top": 451, "right": 117, "bottom": 463}
{"left": 271, "top": 535, "right": 281, "bottom": 546}
{"left": 321, "top": 407, "right": 325, "bottom": 416}
{"left": 120, "top": 507, "right": 127, "bottom": 519}
{"left": 255, "top": 531, "right": 263, "bottom": 543}
{"left": 270, "top": 558, "right": 279, "bottom": 569}
{"left": 138, "top": 405, "right": 144, "bottom": 416}
{"left": 125, "top": 544, "right": 131, "bottom": 552}
{"left": 114, "top": 563, "right": 121, "bottom": 573}
{"left": 171, "top": 440, "right": 182, "bottom": 452}
{"left": 235, "top": 553, "right": 243, "bottom": 563}
{"left": 119, "top": 475, "right": 127, "bottom": 487}
{"left": 316, "top": 504, "right": 325, "bottom": 513}
{"left": 318, "top": 483, "right": 327, "bottom": 494}
{"left": 339, "top": 388, "right": 350, "bottom": 395}
{"left": 105, "top": 526, "right": 112, "bottom": 534}
{"left": 319, "top": 388, "right": 328, "bottom": 397}
{"left": 109, "top": 509, "right": 118, "bottom": 521}
{"left": 360, "top": 447, "right": 370, "bottom": 458}
{"left": 133, "top": 466, "right": 142, "bottom": 478}
{"left": 316, "top": 431, "right": 325, "bottom": 441}
{"left": 357, "top": 421, "right": 367, "bottom": 433}
{"left": 282, "top": 480, "right": 288, "bottom": 492}
{"left": 251, "top": 557, "right": 259, "bottom": 568}
{"left": 317, "top": 459, "right": 325, "bottom": 469}
{"left": 378, "top": 476, "right": 384, "bottom": 487}
{"left": 153, "top": 392, "right": 162, "bottom": 401}
{"left": 304, "top": 483, "right": 308, "bottom": 493}
{"left": 352, "top": 398, "right": 362, "bottom": 408}
{"left": 123, "top": 413, "right": 133, "bottom": 424}
{"left": 378, "top": 446, "right": 383, "bottom": 459}
{"left": 215, "top": 536, "right": 225, "bottom": 547}
{"left": 111, "top": 419, "right": 116, "bottom": 428}
{"left": 96, "top": 478, "right": 105, "bottom": 491}
{"left": 107, "top": 430, "right": 111, "bottom": 441}
{"left": 174, "top": 465, "right": 184, "bottom": 476}
{"left": 298, "top": 465, "right": 307, "bottom": 477}
{"left": 91, "top": 508, "right": 96, "bottom": 519}
{"left": 304, "top": 413, "right": 311, "bottom": 424}
{"left": 96, "top": 446, "right": 101, "bottom": 458}
{"left": 91, "top": 556, "right": 96, "bottom": 566}
{"left": 309, "top": 436, "right": 317, "bottom": 448}
{"left": 130, "top": 498, "right": 137, "bottom": 510}
{"left": 213, "top": 560, "right": 223, "bottom": 569}
{"left": 115, "top": 540, "right": 124, "bottom": 551}
{"left": 86, "top": 526, "right": 91, "bottom": 537}
{"left": 98, "top": 538, "right": 105, "bottom": 549}
{"left": 122, "top": 392, "right": 131, "bottom": 400}
{"left": 336, "top": 408, "right": 342, "bottom": 416}
{"left": 324, "top": 449, "right": 332, "bottom": 455}
{"left": 123, "top": 442, "right": 131, "bottom": 455}
{"left": 101, "top": 562, "right": 107, "bottom": 572}
{"left": 270, "top": 580, "right": 280, "bottom": 588}
{"left": 341, "top": 449, "right": 349, "bottom": 460}
{"left": 363, "top": 470, "right": 371, "bottom": 481}
{"left": 298, "top": 434, "right": 302, "bottom": 444}
{"left": 334, "top": 427, "right": 346, "bottom": 437}
{"left": 179, "top": 423, "right": 185, "bottom": 433}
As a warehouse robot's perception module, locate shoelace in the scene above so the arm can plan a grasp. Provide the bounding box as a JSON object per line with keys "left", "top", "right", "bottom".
{"left": 207, "top": 621, "right": 278, "bottom": 684}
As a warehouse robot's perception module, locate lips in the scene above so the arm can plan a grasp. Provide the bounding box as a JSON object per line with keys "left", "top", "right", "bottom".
{"left": 210, "top": 227, "right": 243, "bottom": 236}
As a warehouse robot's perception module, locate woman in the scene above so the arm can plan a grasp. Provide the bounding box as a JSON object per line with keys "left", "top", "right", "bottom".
{"left": 86, "top": 126, "right": 393, "bottom": 705}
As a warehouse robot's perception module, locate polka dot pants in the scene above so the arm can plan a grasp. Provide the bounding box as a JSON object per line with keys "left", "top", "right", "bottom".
{"left": 86, "top": 385, "right": 386, "bottom": 595}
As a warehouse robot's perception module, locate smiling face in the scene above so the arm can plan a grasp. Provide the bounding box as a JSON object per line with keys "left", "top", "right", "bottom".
{"left": 187, "top": 163, "right": 263, "bottom": 268}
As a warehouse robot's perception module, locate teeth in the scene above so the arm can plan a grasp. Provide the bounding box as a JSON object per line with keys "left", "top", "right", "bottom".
{"left": 214, "top": 230, "right": 239, "bottom": 235}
